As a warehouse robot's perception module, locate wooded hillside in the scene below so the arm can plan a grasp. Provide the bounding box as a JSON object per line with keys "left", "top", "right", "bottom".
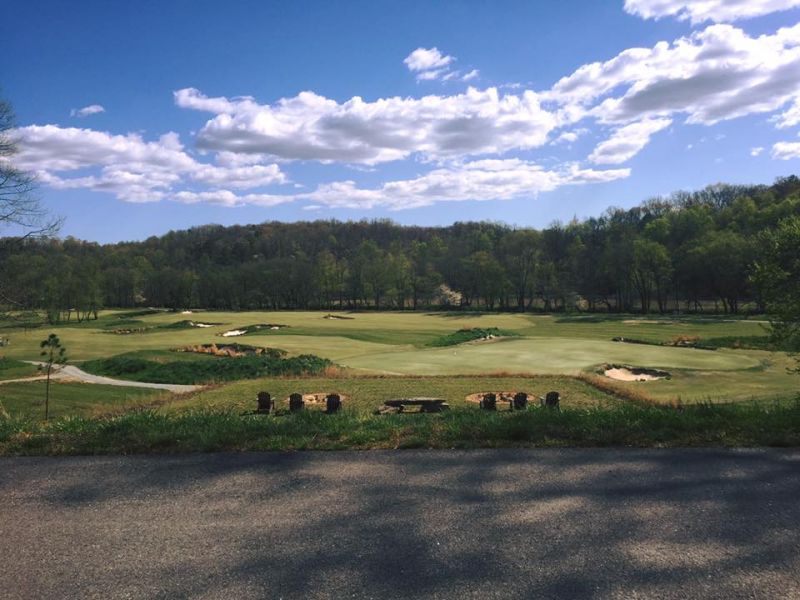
{"left": 3, "top": 176, "right": 800, "bottom": 320}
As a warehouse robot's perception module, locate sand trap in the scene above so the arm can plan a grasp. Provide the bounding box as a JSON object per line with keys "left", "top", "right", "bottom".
{"left": 323, "top": 314, "right": 354, "bottom": 320}
{"left": 222, "top": 330, "right": 247, "bottom": 337}
{"left": 181, "top": 310, "right": 193, "bottom": 314}
{"left": 604, "top": 366, "right": 670, "bottom": 382}
{"left": 191, "top": 322, "right": 214, "bottom": 328}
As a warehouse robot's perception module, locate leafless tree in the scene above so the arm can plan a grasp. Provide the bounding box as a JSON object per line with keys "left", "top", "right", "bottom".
{"left": 0, "top": 97, "right": 61, "bottom": 239}
{"left": 0, "top": 96, "right": 62, "bottom": 310}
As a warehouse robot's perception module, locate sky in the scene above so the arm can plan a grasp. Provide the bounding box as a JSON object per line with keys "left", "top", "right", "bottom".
{"left": 5, "top": 0, "right": 800, "bottom": 243}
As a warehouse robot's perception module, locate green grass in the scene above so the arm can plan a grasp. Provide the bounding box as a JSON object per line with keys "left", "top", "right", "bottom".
{"left": 3, "top": 401, "right": 799, "bottom": 455}
{"left": 81, "top": 351, "right": 332, "bottom": 385}
{"left": 0, "top": 357, "right": 38, "bottom": 381}
{"left": 0, "top": 310, "right": 794, "bottom": 404}
{"left": 0, "top": 380, "right": 167, "bottom": 420}
{"left": 176, "top": 374, "right": 617, "bottom": 414}
{"left": 428, "top": 327, "right": 519, "bottom": 347}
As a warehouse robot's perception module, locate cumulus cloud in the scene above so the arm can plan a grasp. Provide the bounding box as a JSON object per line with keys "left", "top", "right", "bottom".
{"left": 13, "top": 125, "right": 285, "bottom": 202}
{"left": 772, "top": 141, "right": 800, "bottom": 159}
{"left": 17, "top": 17, "right": 800, "bottom": 211}
{"left": 624, "top": 0, "right": 800, "bottom": 24}
{"left": 175, "top": 86, "right": 557, "bottom": 164}
{"left": 751, "top": 146, "right": 765, "bottom": 156}
{"left": 70, "top": 104, "right": 105, "bottom": 118}
{"left": 548, "top": 22, "right": 800, "bottom": 130}
{"left": 404, "top": 47, "right": 455, "bottom": 80}
{"left": 161, "top": 160, "right": 630, "bottom": 210}
{"left": 589, "top": 118, "right": 672, "bottom": 164}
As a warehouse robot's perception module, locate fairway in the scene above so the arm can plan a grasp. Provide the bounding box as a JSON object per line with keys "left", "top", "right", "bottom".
{"left": 0, "top": 310, "right": 796, "bottom": 412}
{"left": 345, "top": 337, "right": 761, "bottom": 374}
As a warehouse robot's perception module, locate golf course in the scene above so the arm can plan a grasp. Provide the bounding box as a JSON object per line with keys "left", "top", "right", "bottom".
{"left": 1, "top": 309, "right": 796, "bottom": 424}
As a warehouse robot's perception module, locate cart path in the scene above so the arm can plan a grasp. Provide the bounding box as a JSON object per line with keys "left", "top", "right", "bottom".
{"left": 2, "top": 449, "right": 799, "bottom": 599}
{"left": 0, "top": 361, "right": 202, "bottom": 393}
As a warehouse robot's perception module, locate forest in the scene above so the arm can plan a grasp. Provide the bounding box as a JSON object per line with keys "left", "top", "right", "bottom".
{"left": 2, "top": 176, "right": 800, "bottom": 321}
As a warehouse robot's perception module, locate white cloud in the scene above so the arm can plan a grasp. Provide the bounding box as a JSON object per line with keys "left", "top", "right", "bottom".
{"left": 167, "top": 159, "right": 629, "bottom": 210}
{"left": 751, "top": 146, "right": 765, "bottom": 156}
{"left": 462, "top": 69, "right": 480, "bottom": 82}
{"left": 548, "top": 23, "right": 800, "bottom": 129}
{"left": 13, "top": 125, "right": 286, "bottom": 202}
{"left": 404, "top": 47, "right": 454, "bottom": 80}
{"left": 553, "top": 128, "right": 589, "bottom": 145}
{"left": 176, "top": 86, "right": 557, "bottom": 164}
{"left": 70, "top": 104, "right": 105, "bottom": 118}
{"left": 589, "top": 118, "right": 672, "bottom": 164}
{"left": 772, "top": 141, "right": 800, "bottom": 158}
{"left": 624, "top": 0, "right": 800, "bottom": 24}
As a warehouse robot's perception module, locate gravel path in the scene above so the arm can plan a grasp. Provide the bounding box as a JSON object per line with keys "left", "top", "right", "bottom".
{"left": 2, "top": 449, "right": 799, "bottom": 599}
{"left": 1, "top": 362, "right": 202, "bottom": 393}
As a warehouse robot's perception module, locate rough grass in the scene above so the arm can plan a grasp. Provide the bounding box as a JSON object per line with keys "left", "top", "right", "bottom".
{"left": 81, "top": 351, "right": 332, "bottom": 385}
{"left": 0, "top": 357, "right": 38, "bottom": 381}
{"left": 2, "top": 400, "right": 799, "bottom": 455}
{"left": 428, "top": 327, "right": 519, "bottom": 347}
{"left": 0, "top": 380, "right": 167, "bottom": 419}
{"left": 176, "top": 374, "right": 619, "bottom": 414}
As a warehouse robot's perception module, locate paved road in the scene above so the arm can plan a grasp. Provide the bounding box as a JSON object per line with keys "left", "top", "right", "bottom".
{"left": 2, "top": 449, "right": 799, "bottom": 599}
{"left": 6, "top": 362, "right": 201, "bottom": 393}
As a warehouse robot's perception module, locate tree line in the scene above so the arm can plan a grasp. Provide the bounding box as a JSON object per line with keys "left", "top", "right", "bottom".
{"left": 2, "top": 176, "right": 800, "bottom": 321}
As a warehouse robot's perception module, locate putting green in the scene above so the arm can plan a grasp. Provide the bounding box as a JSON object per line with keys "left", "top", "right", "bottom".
{"left": 344, "top": 337, "right": 762, "bottom": 375}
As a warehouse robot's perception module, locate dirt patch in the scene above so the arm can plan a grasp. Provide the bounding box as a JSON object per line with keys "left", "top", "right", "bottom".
{"left": 603, "top": 365, "right": 671, "bottom": 382}
{"left": 464, "top": 391, "right": 529, "bottom": 404}
{"left": 283, "top": 392, "right": 350, "bottom": 405}
{"left": 177, "top": 343, "right": 282, "bottom": 358}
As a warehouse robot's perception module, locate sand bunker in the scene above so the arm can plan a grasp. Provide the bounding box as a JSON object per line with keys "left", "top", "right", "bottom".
{"left": 603, "top": 365, "right": 671, "bottom": 382}
{"left": 323, "top": 314, "right": 354, "bottom": 320}
{"left": 222, "top": 330, "right": 247, "bottom": 337}
{"left": 190, "top": 322, "right": 215, "bottom": 328}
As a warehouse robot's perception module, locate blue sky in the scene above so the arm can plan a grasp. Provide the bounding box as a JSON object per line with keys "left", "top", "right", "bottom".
{"left": 5, "top": 0, "right": 800, "bottom": 242}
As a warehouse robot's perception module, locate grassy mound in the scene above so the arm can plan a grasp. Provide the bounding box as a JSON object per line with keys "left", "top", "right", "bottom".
{"left": 2, "top": 400, "right": 798, "bottom": 455}
{"left": 429, "top": 327, "right": 518, "bottom": 347}
{"left": 81, "top": 351, "right": 332, "bottom": 384}
{"left": 0, "top": 357, "right": 39, "bottom": 381}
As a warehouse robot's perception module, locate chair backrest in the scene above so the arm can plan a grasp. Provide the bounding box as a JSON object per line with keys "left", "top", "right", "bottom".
{"left": 481, "top": 393, "right": 497, "bottom": 410}
{"left": 544, "top": 391, "right": 560, "bottom": 408}
{"left": 326, "top": 393, "right": 342, "bottom": 413}
{"left": 257, "top": 391, "right": 272, "bottom": 412}
{"left": 289, "top": 393, "right": 304, "bottom": 412}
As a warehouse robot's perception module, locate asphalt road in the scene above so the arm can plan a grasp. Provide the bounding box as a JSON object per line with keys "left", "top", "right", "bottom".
{"left": 2, "top": 449, "right": 799, "bottom": 599}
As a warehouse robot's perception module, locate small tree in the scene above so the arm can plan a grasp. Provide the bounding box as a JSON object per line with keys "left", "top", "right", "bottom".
{"left": 39, "top": 334, "right": 66, "bottom": 420}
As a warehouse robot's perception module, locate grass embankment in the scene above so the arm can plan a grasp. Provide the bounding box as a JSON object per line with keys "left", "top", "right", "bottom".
{"left": 81, "top": 350, "right": 332, "bottom": 384}
{"left": 2, "top": 401, "right": 798, "bottom": 455}
{"left": 179, "top": 374, "right": 613, "bottom": 413}
{"left": 428, "top": 327, "right": 519, "bottom": 347}
{"left": 0, "top": 381, "right": 167, "bottom": 420}
{"left": 0, "top": 357, "right": 38, "bottom": 381}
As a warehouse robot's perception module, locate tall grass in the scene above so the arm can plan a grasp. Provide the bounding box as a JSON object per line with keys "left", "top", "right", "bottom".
{"left": 2, "top": 400, "right": 798, "bottom": 455}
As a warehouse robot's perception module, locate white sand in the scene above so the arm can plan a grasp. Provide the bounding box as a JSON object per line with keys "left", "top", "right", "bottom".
{"left": 222, "top": 330, "right": 246, "bottom": 337}
{"left": 604, "top": 367, "right": 668, "bottom": 382}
